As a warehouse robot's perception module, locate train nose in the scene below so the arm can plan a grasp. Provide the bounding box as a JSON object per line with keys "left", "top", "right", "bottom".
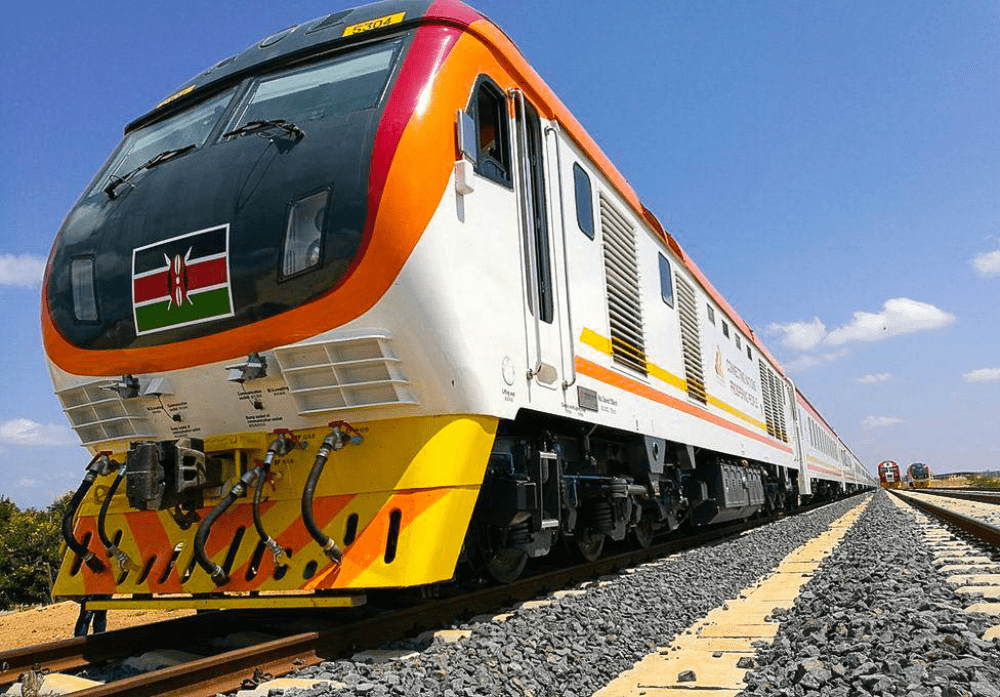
{"left": 46, "top": 115, "right": 376, "bottom": 352}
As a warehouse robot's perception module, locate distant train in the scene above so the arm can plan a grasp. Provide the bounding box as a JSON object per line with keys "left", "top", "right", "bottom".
{"left": 878, "top": 460, "right": 901, "bottom": 489}
{"left": 907, "top": 462, "right": 932, "bottom": 489}
{"left": 45, "top": 0, "right": 875, "bottom": 619}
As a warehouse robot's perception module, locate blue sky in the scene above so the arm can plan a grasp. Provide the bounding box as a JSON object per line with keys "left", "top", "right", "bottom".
{"left": 2, "top": 0, "right": 998, "bottom": 507}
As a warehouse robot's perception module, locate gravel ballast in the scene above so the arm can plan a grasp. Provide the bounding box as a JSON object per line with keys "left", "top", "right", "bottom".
{"left": 268, "top": 496, "right": 868, "bottom": 697}
{"left": 741, "top": 492, "right": 1000, "bottom": 697}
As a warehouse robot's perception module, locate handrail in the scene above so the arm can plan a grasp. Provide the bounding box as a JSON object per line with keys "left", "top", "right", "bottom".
{"left": 544, "top": 122, "right": 576, "bottom": 391}
{"left": 510, "top": 88, "right": 544, "bottom": 382}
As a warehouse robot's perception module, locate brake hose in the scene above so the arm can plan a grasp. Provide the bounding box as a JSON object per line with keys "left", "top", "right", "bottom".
{"left": 302, "top": 422, "right": 362, "bottom": 564}
{"left": 62, "top": 453, "right": 113, "bottom": 574}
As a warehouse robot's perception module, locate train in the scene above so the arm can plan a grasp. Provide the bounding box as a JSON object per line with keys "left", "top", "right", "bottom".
{"left": 907, "top": 462, "right": 932, "bottom": 489}
{"left": 44, "top": 0, "right": 875, "bottom": 619}
{"left": 878, "top": 460, "right": 902, "bottom": 489}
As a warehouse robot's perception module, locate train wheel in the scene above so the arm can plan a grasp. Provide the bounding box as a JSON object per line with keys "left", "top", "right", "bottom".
{"left": 570, "top": 530, "right": 605, "bottom": 562}
{"left": 631, "top": 519, "right": 655, "bottom": 549}
{"left": 485, "top": 548, "right": 528, "bottom": 584}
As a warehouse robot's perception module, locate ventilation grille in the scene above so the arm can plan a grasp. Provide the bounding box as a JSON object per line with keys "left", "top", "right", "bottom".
{"left": 600, "top": 195, "right": 646, "bottom": 375}
{"left": 57, "top": 382, "right": 154, "bottom": 446}
{"left": 758, "top": 361, "right": 788, "bottom": 442}
{"left": 676, "top": 276, "right": 707, "bottom": 404}
{"left": 273, "top": 334, "right": 416, "bottom": 415}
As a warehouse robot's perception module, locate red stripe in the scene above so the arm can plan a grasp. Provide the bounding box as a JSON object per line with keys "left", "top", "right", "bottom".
{"left": 185, "top": 256, "right": 227, "bottom": 291}
{"left": 332, "top": 25, "right": 461, "bottom": 293}
{"left": 132, "top": 257, "right": 227, "bottom": 303}
{"left": 133, "top": 271, "right": 169, "bottom": 304}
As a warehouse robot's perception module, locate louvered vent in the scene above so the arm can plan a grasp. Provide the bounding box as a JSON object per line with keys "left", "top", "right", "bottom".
{"left": 675, "top": 276, "right": 707, "bottom": 404}
{"left": 57, "top": 381, "right": 154, "bottom": 446}
{"left": 600, "top": 195, "right": 646, "bottom": 375}
{"left": 273, "top": 334, "right": 416, "bottom": 415}
{"left": 757, "top": 361, "right": 788, "bottom": 442}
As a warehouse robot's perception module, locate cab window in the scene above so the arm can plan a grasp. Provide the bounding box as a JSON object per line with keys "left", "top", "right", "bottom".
{"left": 470, "top": 78, "right": 511, "bottom": 186}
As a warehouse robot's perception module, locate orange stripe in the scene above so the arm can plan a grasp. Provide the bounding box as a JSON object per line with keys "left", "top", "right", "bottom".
{"left": 73, "top": 517, "right": 116, "bottom": 594}
{"left": 575, "top": 356, "right": 793, "bottom": 454}
{"left": 306, "top": 487, "right": 451, "bottom": 590}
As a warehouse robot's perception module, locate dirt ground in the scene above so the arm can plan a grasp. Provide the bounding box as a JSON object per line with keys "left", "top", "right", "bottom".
{"left": 0, "top": 602, "right": 196, "bottom": 651}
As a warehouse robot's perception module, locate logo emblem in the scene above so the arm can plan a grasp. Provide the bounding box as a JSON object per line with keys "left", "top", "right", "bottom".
{"left": 131, "top": 224, "right": 234, "bottom": 335}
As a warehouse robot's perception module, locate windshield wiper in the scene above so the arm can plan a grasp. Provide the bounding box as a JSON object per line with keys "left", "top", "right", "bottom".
{"left": 223, "top": 119, "right": 305, "bottom": 141}
{"left": 104, "top": 144, "right": 196, "bottom": 200}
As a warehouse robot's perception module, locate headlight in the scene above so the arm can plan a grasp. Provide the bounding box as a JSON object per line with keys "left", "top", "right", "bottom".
{"left": 282, "top": 190, "right": 328, "bottom": 278}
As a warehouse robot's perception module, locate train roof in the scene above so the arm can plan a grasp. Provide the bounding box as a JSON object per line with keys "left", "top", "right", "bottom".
{"left": 131, "top": 0, "right": 790, "bottom": 382}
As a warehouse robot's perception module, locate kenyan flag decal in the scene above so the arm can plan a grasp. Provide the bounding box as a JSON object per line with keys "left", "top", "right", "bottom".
{"left": 131, "top": 224, "right": 234, "bottom": 335}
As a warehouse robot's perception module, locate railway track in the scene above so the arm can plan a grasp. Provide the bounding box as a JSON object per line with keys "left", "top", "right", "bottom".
{"left": 909, "top": 487, "right": 1000, "bottom": 506}
{"left": 0, "top": 497, "right": 855, "bottom": 697}
{"left": 890, "top": 489, "right": 1000, "bottom": 548}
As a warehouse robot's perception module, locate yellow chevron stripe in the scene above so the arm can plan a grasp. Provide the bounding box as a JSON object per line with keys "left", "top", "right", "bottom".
{"left": 580, "top": 328, "right": 767, "bottom": 433}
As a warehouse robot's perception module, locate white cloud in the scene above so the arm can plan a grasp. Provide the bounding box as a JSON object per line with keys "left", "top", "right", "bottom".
{"left": 16, "top": 478, "right": 39, "bottom": 489}
{"left": 963, "top": 368, "right": 1000, "bottom": 383}
{"left": 861, "top": 415, "right": 904, "bottom": 430}
{"left": 766, "top": 317, "right": 826, "bottom": 352}
{"left": 0, "top": 254, "right": 47, "bottom": 288}
{"left": 0, "top": 419, "right": 77, "bottom": 446}
{"left": 973, "top": 249, "right": 1000, "bottom": 277}
{"left": 784, "top": 355, "right": 822, "bottom": 372}
{"left": 824, "top": 298, "right": 955, "bottom": 346}
{"left": 783, "top": 348, "right": 849, "bottom": 373}
{"left": 856, "top": 372, "right": 892, "bottom": 384}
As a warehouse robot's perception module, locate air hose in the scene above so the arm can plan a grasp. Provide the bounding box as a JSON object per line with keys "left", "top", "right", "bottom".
{"left": 302, "top": 421, "right": 362, "bottom": 564}
{"left": 252, "top": 431, "right": 301, "bottom": 563}
{"left": 194, "top": 430, "right": 303, "bottom": 586}
{"left": 193, "top": 465, "right": 262, "bottom": 586}
{"left": 62, "top": 452, "right": 114, "bottom": 574}
{"left": 96, "top": 464, "right": 132, "bottom": 574}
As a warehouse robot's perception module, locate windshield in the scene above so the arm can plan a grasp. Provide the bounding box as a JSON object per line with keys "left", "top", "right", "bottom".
{"left": 226, "top": 42, "right": 398, "bottom": 131}
{"left": 85, "top": 88, "right": 236, "bottom": 198}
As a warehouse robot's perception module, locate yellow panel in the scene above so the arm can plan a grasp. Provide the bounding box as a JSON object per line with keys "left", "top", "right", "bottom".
{"left": 54, "top": 415, "right": 498, "bottom": 599}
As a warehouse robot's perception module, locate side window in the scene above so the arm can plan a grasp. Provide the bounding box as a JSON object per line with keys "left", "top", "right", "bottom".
{"left": 706, "top": 304, "right": 715, "bottom": 325}
{"left": 658, "top": 254, "right": 674, "bottom": 307}
{"left": 721, "top": 320, "right": 730, "bottom": 339}
{"left": 735, "top": 334, "right": 742, "bottom": 350}
{"left": 746, "top": 344, "right": 752, "bottom": 360}
{"left": 470, "top": 79, "right": 511, "bottom": 186}
{"left": 573, "top": 163, "right": 594, "bottom": 239}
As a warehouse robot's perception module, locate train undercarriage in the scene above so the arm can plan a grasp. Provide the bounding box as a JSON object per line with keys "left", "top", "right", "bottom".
{"left": 466, "top": 410, "right": 828, "bottom": 583}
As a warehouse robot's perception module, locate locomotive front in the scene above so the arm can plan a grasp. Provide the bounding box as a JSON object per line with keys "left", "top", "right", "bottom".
{"left": 43, "top": 2, "right": 500, "bottom": 611}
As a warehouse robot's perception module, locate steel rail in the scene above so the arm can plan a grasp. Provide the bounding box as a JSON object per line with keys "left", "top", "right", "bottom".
{"left": 0, "top": 610, "right": 275, "bottom": 687}
{"left": 891, "top": 490, "right": 1000, "bottom": 548}
{"left": 908, "top": 488, "right": 1000, "bottom": 506}
{"left": 2, "top": 495, "right": 863, "bottom": 697}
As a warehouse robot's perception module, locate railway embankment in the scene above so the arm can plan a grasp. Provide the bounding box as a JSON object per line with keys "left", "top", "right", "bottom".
{"left": 258, "top": 497, "right": 866, "bottom": 696}
{"left": 738, "top": 492, "right": 1000, "bottom": 697}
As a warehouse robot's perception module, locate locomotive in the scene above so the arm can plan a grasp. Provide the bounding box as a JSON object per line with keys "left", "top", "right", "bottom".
{"left": 45, "top": 0, "right": 874, "bottom": 616}
{"left": 907, "top": 462, "right": 932, "bottom": 489}
{"left": 878, "top": 460, "right": 902, "bottom": 489}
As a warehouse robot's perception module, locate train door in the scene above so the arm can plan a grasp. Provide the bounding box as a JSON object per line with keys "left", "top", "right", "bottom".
{"left": 510, "top": 89, "right": 564, "bottom": 396}
{"left": 785, "top": 378, "right": 811, "bottom": 497}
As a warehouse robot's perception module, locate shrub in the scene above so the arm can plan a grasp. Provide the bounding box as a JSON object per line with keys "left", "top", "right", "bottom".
{"left": 0, "top": 493, "right": 71, "bottom": 610}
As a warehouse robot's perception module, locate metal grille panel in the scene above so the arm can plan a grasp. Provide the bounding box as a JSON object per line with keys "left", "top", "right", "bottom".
{"left": 273, "top": 334, "right": 416, "bottom": 415}
{"left": 758, "top": 361, "right": 788, "bottom": 442}
{"left": 676, "top": 276, "right": 707, "bottom": 404}
{"left": 600, "top": 195, "right": 647, "bottom": 375}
